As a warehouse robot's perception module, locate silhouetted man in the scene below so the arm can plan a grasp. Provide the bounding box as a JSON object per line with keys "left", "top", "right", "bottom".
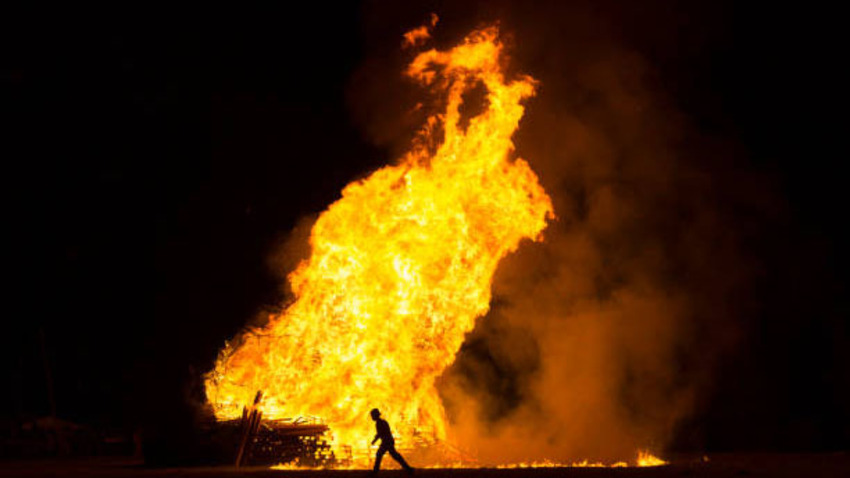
{"left": 370, "top": 408, "right": 414, "bottom": 474}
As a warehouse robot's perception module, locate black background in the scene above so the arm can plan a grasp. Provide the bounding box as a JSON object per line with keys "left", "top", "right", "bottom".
{"left": 2, "top": 1, "right": 846, "bottom": 454}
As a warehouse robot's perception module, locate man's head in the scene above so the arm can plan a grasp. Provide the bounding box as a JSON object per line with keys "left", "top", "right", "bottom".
{"left": 370, "top": 408, "right": 381, "bottom": 421}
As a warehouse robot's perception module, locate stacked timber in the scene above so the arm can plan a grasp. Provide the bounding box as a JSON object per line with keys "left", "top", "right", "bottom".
{"left": 226, "top": 390, "right": 333, "bottom": 467}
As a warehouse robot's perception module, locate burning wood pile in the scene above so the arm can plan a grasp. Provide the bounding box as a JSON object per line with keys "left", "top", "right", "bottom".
{"left": 207, "top": 391, "right": 333, "bottom": 467}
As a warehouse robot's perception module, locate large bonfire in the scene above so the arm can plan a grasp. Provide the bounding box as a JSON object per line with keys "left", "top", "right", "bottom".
{"left": 205, "top": 21, "right": 664, "bottom": 468}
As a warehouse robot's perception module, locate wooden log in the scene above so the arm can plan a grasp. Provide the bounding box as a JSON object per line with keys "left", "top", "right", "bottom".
{"left": 252, "top": 411, "right": 263, "bottom": 436}
{"left": 234, "top": 410, "right": 252, "bottom": 467}
{"left": 235, "top": 390, "right": 264, "bottom": 467}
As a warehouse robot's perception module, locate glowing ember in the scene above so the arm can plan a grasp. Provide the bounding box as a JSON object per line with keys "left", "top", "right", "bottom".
{"left": 403, "top": 13, "right": 438, "bottom": 48}
{"left": 205, "top": 20, "right": 666, "bottom": 469}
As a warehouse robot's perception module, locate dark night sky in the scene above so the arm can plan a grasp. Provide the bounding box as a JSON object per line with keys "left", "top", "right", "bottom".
{"left": 2, "top": 1, "right": 847, "bottom": 453}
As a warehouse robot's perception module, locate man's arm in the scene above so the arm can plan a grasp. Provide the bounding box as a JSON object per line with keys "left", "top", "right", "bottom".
{"left": 371, "top": 434, "right": 379, "bottom": 445}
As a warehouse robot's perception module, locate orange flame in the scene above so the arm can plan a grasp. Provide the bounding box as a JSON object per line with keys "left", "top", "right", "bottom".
{"left": 205, "top": 23, "right": 551, "bottom": 463}
{"left": 637, "top": 450, "right": 669, "bottom": 467}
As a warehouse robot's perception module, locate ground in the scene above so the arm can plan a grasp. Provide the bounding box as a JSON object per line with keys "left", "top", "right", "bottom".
{"left": 1, "top": 454, "right": 849, "bottom": 478}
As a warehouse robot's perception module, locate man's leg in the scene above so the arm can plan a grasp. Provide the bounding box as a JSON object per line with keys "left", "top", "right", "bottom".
{"left": 373, "top": 445, "right": 387, "bottom": 473}
{"left": 388, "top": 445, "right": 413, "bottom": 472}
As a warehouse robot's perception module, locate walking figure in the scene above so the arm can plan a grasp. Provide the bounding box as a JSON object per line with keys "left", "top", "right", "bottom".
{"left": 370, "top": 408, "right": 414, "bottom": 474}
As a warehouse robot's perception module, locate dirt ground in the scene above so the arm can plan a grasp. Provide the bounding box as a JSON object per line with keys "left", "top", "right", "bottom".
{"left": 1, "top": 453, "right": 849, "bottom": 478}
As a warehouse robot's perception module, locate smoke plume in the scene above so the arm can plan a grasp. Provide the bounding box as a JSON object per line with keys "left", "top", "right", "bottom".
{"left": 345, "top": 1, "right": 772, "bottom": 463}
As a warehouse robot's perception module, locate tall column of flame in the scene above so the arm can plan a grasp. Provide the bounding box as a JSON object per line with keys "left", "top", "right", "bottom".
{"left": 205, "top": 25, "right": 553, "bottom": 457}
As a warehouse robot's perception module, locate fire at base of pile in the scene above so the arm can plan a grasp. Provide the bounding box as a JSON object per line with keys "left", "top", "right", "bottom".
{"left": 208, "top": 410, "right": 466, "bottom": 468}
{"left": 207, "top": 412, "right": 667, "bottom": 469}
